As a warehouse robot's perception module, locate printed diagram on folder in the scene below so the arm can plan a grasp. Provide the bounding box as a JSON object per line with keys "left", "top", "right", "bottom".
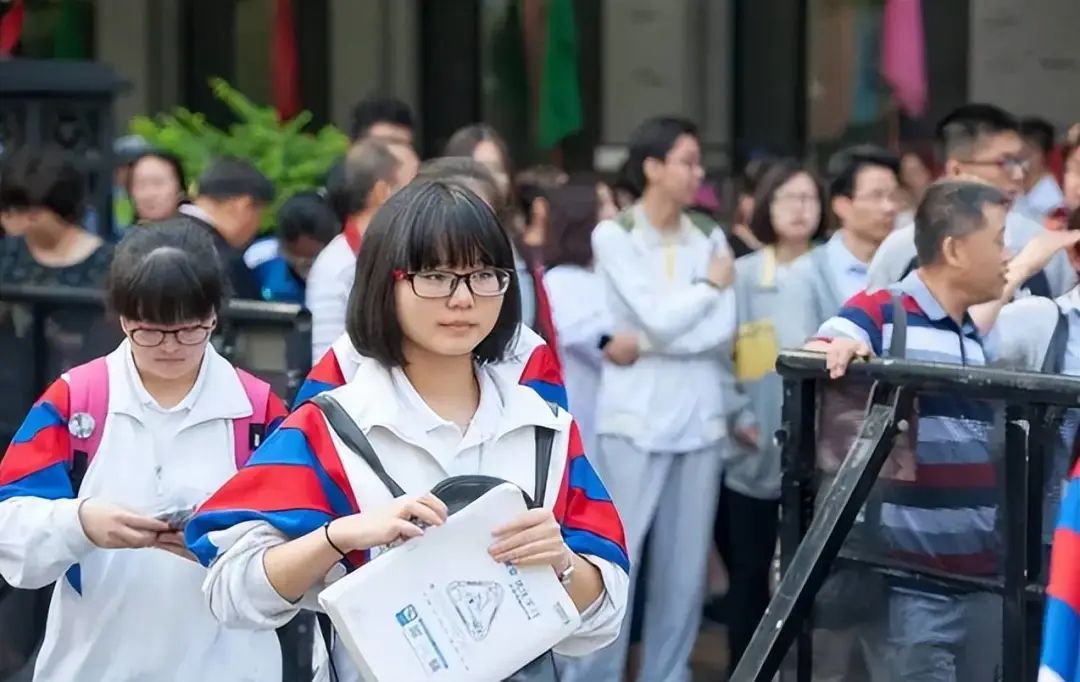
{"left": 318, "top": 484, "right": 582, "bottom": 681}
{"left": 447, "top": 581, "right": 504, "bottom": 641}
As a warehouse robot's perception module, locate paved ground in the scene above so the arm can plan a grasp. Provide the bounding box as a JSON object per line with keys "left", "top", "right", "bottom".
{"left": 625, "top": 623, "right": 730, "bottom": 681}
{"left": 691, "top": 624, "right": 730, "bottom": 681}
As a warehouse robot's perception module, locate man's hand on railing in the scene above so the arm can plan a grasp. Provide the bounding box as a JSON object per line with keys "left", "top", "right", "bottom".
{"left": 803, "top": 338, "right": 871, "bottom": 379}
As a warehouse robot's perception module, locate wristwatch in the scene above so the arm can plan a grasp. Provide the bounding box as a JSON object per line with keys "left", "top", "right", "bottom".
{"left": 557, "top": 552, "right": 576, "bottom": 586}
{"left": 597, "top": 334, "right": 613, "bottom": 350}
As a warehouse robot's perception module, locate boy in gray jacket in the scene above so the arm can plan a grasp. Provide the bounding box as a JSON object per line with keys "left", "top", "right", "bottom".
{"left": 783, "top": 145, "right": 901, "bottom": 344}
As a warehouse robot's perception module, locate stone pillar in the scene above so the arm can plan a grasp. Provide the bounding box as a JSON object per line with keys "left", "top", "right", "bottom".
{"left": 599, "top": 0, "right": 732, "bottom": 168}
{"left": 328, "top": 0, "right": 419, "bottom": 133}
{"left": 969, "top": 0, "right": 1080, "bottom": 128}
{"left": 94, "top": 0, "right": 148, "bottom": 131}
{"left": 94, "top": 0, "right": 182, "bottom": 131}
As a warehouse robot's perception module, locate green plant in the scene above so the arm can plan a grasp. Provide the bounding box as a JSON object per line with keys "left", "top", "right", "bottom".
{"left": 129, "top": 78, "right": 349, "bottom": 232}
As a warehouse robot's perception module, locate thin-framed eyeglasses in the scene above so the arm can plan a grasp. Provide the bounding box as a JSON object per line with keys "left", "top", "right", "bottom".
{"left": 774, "top": 192, "right": 820, "bottom": 208}
{"left": 963, "top": 156, "right": 1030, "bottom": 174}
{"left": 851, "top": 189, "right": 904, "bottom": 205}
{"left": 127, "top": 323, "right": 215, "bottom": 347}
{"left": 393, "top": 267, "right": 512, "bottom": 299}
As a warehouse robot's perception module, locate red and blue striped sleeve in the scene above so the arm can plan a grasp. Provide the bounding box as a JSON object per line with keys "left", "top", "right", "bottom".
{"left": 519, "top": 343, "right": 568, "bottom": 411}
{"left": 290, "top": 348, "right": 347, "bottom": 410}
{"left": 185, "top": 403, "right": 364, "bottom": 569}
{"left": 553, "top": 421, "right": 629, "bottom": 573}
{"left": 1041, "top": 469, "right": 1080, "bottom": 681}
{"left": 264, "top": 392, "right": 289, "bottom": 435}
{"left": 814, "top": 289, "right": 897, "bottom": 356}
{"left": 0, "top": 380, "right": 74, "bottom": 503}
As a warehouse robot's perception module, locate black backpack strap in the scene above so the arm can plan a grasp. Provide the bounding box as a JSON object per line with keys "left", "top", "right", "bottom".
{"left": 1042, "top": 311, "right": 1070, "bottom": 374}
{"left": 315, "top": 612, "right": 338, "bottom": 682}
{"left": 532, "top": 401, "right": 560, "bottom": 508}
{"left": 533, "top": 428, "right": 555, "bottom": 508}
{"left": 888, "top": 293, "right": 908, "bottom": 359}
{"left": 901, "top": 255, "right": 918, "bottom": 281}
{"left": 310, "top": 394, "right": 406, "bottom": 498}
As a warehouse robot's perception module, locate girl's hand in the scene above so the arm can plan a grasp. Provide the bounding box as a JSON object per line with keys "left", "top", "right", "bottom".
{"left": 78, "top": 498, "right": 171, "bottom": 549}
{"left": 327, "top": 493, "right": 448, "bottom": 553}
{"left": 489, "top": 508, "right": 573, "bottom": 570}
{"left": 153, "top": 531, "right": 198, "bottom": 562}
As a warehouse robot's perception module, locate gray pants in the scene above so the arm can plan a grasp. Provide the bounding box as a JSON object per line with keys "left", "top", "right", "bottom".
{"left": 886, "top": 589, "right": 1001, "bottom": 682}
{"left": 561, "top": 435, "right": 723, "bottom": 682}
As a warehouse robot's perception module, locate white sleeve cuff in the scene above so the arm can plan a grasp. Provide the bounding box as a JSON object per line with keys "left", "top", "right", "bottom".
{"left": 57, "top": 497, "right": 97, "bottom": 560}
{"left": 552, "top": 555, "right": 630, "bottom": 657}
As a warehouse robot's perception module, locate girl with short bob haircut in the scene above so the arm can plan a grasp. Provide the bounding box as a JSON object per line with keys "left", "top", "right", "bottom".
{"left": 290, "top": 157, "right": 568, "bottom": 411}
{"left": 187, "top": 181, "right": 630, "bottom": 679}
{"left": 0, "top": 219, "right": 287, "bottom": 681}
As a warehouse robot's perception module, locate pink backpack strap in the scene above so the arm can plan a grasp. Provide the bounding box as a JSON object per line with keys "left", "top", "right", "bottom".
{"left": 233, "top": 369, "right": 271, "bottom": 469}
{"left": 65, "top": 357, "right": 111, "bottom": 470}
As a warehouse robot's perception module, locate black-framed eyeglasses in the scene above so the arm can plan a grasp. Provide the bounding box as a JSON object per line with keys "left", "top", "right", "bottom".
{"left": 393, "top": 267, "right": 512, "bottom": 299}
{"left": 127, "top": 323, "right": 215, "bottom": 347}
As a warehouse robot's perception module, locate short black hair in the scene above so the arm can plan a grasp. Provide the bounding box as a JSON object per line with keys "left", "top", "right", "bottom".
{"left": 348, "top": 95, "right": 415, "bottom": 141}
{"left": 346, "top": 180, "right": 521, "bottom": 367}
{"left": 543, "top": 183, "right": 599, "bottom": 268}
{"left": 935, "top": 104, "right": 1019, "bottom": 161}
{"left": 624, "top": 116, "right": 699, "bottom": 195}
{"left": 197, "top": 157, "right": 275, "bottom": 203}
{"left": 416, "top": 156, "right": 500, "bottom": 207}
{"left": 914, "top": 181, "right": 1011, "bottom": 264}
{"left": 827, "top": 144, "right": 901, "bottom": 198}
{"left": 748, "top": 158, "right": 827, "bottom": 245}
{"left": 333, "top": 139, "right": 401, "bottom": 218}
{"left": 108, "top": 218, "right": 224, "bottom": 324}
{"left": 277, "top": 191, "right": 340, "bottom": 245}
{"left": 1020, "top": 117, "right": 1056, "bottom": 156}
{"left": 0, "top": 146, "right": 87, "bottom": 223}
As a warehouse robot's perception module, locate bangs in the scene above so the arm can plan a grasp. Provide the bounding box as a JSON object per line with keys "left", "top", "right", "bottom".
{"left": 400, "top": 183, "right": 515, "bottom": 272}
{"left": 346, "top": 180, "right": 523, "bottom": 368}
{"left": 110, "top": 246, "right": 220, "bottom": 324}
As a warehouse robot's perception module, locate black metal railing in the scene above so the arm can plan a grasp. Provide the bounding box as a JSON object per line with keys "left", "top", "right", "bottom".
{"left": 731, "top": 350, "right": 1080, "bottom": 682}
{"left": 0, "top": 283, "right": 312, "bottom": 408}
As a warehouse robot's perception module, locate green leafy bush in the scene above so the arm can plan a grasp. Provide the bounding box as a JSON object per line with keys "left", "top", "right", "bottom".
{"left": 129, "top": 78, "right": 348, "bottom": 232}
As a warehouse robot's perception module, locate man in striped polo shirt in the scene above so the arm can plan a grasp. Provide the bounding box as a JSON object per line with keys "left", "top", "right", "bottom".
{"left": 807, "top": 181, "right": 1073, "bottom": 681}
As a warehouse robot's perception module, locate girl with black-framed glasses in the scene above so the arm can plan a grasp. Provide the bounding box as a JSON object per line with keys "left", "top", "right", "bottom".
{"left": 0, "top": 219, "right": 288, "bottom": 681}
{"left": 188, "top": 180, "right": 630, "bottom": 680}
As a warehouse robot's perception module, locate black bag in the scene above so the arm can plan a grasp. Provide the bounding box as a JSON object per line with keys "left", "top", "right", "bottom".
{"left": 311, "top": 393, "right": 561, "bottom": 682}
{"left": 0, "top": 456, "right": 88, "bottom": 679}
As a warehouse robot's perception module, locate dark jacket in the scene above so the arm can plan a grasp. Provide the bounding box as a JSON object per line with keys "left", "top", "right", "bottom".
{"left": 179, "top": 205, "right": 261, "bottom": 300}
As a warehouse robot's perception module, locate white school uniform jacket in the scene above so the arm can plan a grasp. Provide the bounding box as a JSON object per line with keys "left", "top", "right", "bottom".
{"left": 591, "top": 205, "right": 737, "bottom": 452}
{"left": 0, "top": 341, "right": 288, "bottom": 682}
{"left": 292, "top": 323, "right": 568, "bottom": 412}
{"left": 185, "top": 357, "right": 631, "bottom": 681}
{"left": 542, "top": 264, "right": 611, "bottom": 457}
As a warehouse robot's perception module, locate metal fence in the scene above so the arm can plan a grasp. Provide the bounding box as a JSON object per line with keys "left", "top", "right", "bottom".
{"left": 731, "top": 350, "right": 1080, "bottom": 682}
{"left": 0, "top": 284, "right": 316, "bottom": 682}
{"left": 0, "top": 284, "right": 312, "bottom": 445}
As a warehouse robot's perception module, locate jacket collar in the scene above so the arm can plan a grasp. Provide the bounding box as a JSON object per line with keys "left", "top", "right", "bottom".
{"left": 895, "top": 270, "right": 980, "bottom": 336}
{"left": 107, "top": 340, "right": 253, "bottom": 428}
{"left": 1059, "top": 286, "right": 1080, "bottom": 315}
{"left": 329, "top": 356, "right": 562, "bottom": 445}
{"left": 631, "top": 203, "right": 698, "bottom": 248}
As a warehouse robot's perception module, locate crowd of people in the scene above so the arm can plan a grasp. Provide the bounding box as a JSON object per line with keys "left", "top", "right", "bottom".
{"left": 3, "top": 93, "right": 1080, "bottom": 682}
